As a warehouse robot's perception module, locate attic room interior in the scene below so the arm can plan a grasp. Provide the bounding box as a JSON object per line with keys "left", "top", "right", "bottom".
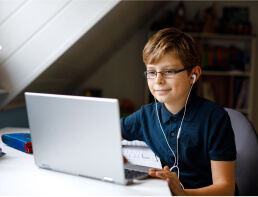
{"left": 0, "top": 1, "right": 258, "bottom": 132}
{"left": 1, "top": 1, "right": 258, "bottom": 196}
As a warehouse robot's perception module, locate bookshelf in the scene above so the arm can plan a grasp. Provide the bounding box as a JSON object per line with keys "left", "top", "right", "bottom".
{"left": 191, "top": 33, "right": 256, "bottom": 121}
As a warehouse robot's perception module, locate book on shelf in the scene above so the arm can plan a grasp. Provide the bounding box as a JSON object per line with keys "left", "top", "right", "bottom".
{"left": 202, "top": 44, "right": 248, "bottom": 72}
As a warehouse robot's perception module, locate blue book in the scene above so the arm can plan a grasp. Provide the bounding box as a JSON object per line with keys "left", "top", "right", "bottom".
{"left": 1, "top": 133, "right": 33, "bottom": 153}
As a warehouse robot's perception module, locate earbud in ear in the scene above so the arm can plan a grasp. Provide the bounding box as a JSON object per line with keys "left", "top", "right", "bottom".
{"left": 192, "top": 74, "right": 196, "bottom": 84}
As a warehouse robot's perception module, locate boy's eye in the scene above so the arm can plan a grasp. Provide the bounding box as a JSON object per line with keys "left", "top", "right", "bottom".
{"left": 163, "top": 70, "right": 175, "bottom": 74}
{"left": 148, "top": 71, "right": 156, "bottom": 75}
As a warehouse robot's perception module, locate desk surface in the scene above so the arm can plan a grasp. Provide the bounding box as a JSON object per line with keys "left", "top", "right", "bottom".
{"left": 0, "top": 127, "right": 171, "bottom": 196}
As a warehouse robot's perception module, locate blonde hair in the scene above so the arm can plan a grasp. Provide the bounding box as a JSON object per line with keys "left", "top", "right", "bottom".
{"left": 143, "top": 28, "right": 201, "bottom": 75}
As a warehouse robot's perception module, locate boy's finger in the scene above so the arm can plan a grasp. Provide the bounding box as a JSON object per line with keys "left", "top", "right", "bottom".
{"left": 123, "top": 156, "right": 128, "bottom": 163}
{"left": 164, "top": 166, "right": 170, "bottom": 171}
{"left": 149, "top": 168, "right": 164, "bottom": 177}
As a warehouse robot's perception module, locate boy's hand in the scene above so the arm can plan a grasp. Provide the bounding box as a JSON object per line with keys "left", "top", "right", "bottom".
{"left": 123, "top": 156, "right": 128, "bottom": 163}
{"left": 149, "top": 166, "right": 186, "bottom": 196}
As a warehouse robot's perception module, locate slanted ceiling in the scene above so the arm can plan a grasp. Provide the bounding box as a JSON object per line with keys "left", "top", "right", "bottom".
{"left": 4, "top": 1, "right": 168, "bottom": 110}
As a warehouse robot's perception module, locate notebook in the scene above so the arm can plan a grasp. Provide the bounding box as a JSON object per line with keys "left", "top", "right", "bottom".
{"left": 25, "top": 92, "right": 150, "bottom": 185}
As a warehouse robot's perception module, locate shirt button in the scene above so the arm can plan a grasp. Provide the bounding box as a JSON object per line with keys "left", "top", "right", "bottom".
{"left": 174, "top": 118, "right": 177, "bottom": 121}
{"left": 170, "top": 132, "right": 175, "bottom": 137}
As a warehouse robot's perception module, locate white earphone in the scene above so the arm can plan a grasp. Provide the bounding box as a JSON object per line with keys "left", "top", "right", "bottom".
{"left": 192, "top": 74, "right": 196, "bottom": 84}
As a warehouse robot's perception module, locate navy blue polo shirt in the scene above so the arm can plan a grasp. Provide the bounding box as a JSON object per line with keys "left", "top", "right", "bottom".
{"left": 121, "top": 95, "right": 236, "bottom": 189}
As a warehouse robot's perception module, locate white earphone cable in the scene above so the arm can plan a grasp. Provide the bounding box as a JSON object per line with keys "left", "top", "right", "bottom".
{"left": 155, "top": 97, "right": 177, "bottom": 168}
{"left": 155, "top": 79, "right": 194, "bottom": 186}
{"left": 176, "top": 82, "right": 194, "bottom": 169}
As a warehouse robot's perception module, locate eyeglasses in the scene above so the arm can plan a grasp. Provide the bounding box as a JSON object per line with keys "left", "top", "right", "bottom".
{"left": 143, "top": 66, "right": 194, "bottom": 79}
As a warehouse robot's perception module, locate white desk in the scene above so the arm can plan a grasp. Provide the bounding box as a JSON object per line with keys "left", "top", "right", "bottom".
{"left": 0, "top": 127, "right": 171, "bottom": 196}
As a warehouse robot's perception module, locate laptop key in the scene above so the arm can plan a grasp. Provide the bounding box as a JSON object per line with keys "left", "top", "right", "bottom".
{"left": 124, "top": 169, "right": 148, "bottom": 179}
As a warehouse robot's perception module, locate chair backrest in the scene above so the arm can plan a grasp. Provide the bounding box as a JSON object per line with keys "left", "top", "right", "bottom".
{"left": 225, "top": 108, "right": 258, "bottom": 196}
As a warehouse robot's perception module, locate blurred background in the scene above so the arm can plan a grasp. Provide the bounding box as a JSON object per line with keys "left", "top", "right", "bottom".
{"left": 0, "top": 1, "right": 257, "bottom": 132}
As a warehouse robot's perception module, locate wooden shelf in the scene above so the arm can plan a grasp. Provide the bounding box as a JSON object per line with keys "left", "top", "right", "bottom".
{"left": 194, "top": 34, "right": 256, "bottom": 122}
{"left": 202, "top": 70, "right": 251, "bottom": 77}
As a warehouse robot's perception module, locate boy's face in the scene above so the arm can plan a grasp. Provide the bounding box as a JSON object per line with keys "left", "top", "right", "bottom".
{"left": 146, "top": 51, "right": 192, "bottom": 111}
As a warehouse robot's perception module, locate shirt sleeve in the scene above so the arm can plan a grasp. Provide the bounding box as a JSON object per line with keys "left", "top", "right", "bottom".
{"left": 120, "top": 109, "right": 144, "bottom": 141}
{"left": 208, "top": 109, "right": 237, "bottom": 161}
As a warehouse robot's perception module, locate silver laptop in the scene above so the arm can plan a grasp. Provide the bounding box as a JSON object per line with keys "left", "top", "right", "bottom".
{"left": 25, "top": 92, "right": 150, "bottom": 185}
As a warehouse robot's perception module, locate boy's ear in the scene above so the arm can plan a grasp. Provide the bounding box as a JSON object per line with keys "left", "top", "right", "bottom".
{"left": 190, "top": 66, "right": 201, "bottom": 84}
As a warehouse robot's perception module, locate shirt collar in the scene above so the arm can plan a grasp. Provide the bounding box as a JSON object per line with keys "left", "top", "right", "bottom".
{"left": 161, "top": 95, "right": 201, "bottom": 124}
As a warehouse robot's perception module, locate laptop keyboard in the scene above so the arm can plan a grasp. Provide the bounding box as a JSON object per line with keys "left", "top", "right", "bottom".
{"left": 124, "top": 169, "right": 148, "bottom": 179}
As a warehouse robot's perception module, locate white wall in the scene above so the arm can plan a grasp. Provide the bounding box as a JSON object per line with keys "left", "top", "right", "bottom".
{"left": 82, "top": 24, "right": 149, "bottom": 109}
{"left": 0, "top": 0, "right": 120, "bottom": 109}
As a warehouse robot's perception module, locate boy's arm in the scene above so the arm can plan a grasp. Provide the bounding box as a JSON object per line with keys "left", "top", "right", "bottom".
{"left": 184, "top": 160, "right": 235, "bottom": 196}
{"left": 149, "top": 160, "right": 235, "bottom": 196}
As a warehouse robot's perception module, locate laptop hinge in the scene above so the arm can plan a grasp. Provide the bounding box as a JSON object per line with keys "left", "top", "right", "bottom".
{"left": 103, "top": 177, "right": 114, "bottom": 182}
{"left": 41, "top": 164, "right": 52, "bottom": 170}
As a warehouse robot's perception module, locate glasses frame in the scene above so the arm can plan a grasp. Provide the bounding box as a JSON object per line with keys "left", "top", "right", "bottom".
{"left": 143, "top": 66, "right": 194, "bottom": 79}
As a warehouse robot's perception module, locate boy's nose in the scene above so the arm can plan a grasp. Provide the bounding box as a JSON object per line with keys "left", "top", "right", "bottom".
{"left": 155, "top": 72, "right": 165, "bottom": 84}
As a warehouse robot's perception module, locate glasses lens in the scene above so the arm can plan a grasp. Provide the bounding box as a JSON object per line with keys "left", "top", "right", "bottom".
{"left": 162, "top": 70, "right": 175, "bottom": 78}
{"left": 145, "top": 71, "right": 156, "bottom": 79}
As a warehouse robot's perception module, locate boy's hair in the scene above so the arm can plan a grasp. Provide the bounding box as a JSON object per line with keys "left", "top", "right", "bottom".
{"left": 143, "top": 28, "right": 202, "bottom": 75}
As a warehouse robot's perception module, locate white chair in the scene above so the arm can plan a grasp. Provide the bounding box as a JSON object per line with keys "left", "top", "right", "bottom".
{"left": 225, "top": 108, "right": 258, "bottom": 196}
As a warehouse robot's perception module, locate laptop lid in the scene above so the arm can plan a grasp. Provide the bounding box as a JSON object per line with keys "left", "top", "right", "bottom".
{"left": 25, "top": 92, "right": 128, "bottom": 185}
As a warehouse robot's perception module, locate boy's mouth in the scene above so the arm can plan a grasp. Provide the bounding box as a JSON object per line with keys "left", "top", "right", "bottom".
{"left": 155, "top": 88, "right": 171, "bottom": 91}
{"left": 155, "top": 89, "right": 171, "bottom": 94}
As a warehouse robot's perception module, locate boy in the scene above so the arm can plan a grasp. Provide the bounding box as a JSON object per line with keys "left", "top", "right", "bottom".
{"left": 121, "top": 28, "right": 237, "bottom": 195}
